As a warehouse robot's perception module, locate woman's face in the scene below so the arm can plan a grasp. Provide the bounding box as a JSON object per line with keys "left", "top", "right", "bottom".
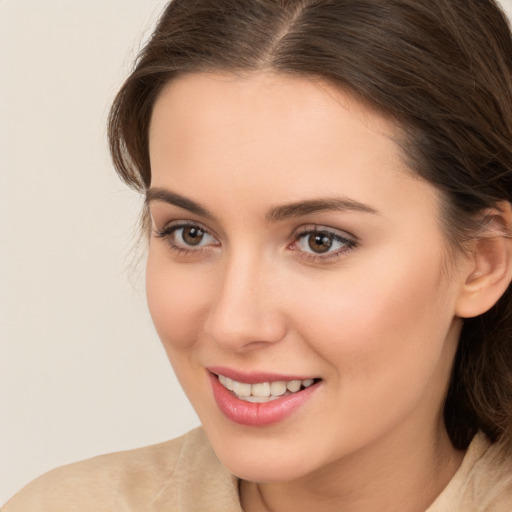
{"left": 146, "top": 72, "right": 467, "bottom": 482}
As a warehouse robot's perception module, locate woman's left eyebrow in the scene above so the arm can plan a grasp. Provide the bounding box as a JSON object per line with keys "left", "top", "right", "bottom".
{"left": 266, "top": 198, "right": 380, "bottom": 222}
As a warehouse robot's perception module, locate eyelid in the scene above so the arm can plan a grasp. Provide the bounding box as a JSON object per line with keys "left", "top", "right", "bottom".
{"left": 154, "top": 219, "right": 216, "bottom": 238}
{"left": 294, "top": 223, "right": 357, "bottom": 240}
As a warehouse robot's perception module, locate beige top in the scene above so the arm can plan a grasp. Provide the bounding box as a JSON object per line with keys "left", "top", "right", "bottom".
{"left": 2, "top": 428, "right": 511, "bottom": 512}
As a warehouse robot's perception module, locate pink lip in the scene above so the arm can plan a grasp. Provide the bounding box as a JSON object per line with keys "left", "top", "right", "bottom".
{"left": 207, "top": 370, "right": 321, "bottom": 427}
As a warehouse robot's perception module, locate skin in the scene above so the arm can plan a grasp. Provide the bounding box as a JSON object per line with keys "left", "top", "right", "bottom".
{"left": 146, "top": 72, "right": 471, "bottom": 512}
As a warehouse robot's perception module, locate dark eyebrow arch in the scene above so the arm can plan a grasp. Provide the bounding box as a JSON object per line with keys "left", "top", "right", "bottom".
{"left": 145, "top": 188, "right": 214, "bottom": 219}
{"left": 266, "top": 198, "right": 379, "bottom": 222}
{"left": 146, "top": 188, "right": 378, "bottom": 222}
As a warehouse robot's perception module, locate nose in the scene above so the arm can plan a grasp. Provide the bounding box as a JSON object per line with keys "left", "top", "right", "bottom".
{"left": 204, "top": 248, "right": 287, "bottom": 353}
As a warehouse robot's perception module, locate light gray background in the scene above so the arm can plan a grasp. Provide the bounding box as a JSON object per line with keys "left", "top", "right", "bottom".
{"left": 0, "top": 1, "right": 200, "bottom": 503}
{"left": 1, "top": 0, "right": 512, "bottom": 504}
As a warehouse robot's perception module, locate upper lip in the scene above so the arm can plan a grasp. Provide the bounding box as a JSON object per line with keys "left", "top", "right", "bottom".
{"left": 207, "top": 366, "right": 319, "bottom": 384}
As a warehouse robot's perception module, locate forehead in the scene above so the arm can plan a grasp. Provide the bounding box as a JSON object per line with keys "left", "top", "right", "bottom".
{"left": 148, "top": 71, "right": 437, "bottom": 224}
{"left": 149, "top": 71, "right": 401, "bottom": 150}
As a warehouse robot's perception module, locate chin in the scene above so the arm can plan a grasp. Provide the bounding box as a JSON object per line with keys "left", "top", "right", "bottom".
{"left": 203, "top": 423, "right": 325, "bottom": 483}
{"left": 219, "top": 450, "right": 310, "bottom": 483}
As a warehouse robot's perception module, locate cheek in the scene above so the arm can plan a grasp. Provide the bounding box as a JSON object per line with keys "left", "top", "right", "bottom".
{"left": 284, "top": 254, "right": 458, "bottom": 437}
{"left": 145, "top": 250, "right": 211, "bottom": 352}
{"left": 288, "top": 251, "right": 454, "bottom": 379}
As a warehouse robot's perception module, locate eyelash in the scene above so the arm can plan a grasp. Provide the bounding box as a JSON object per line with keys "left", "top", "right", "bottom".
{"left": 153, "top": 222, "right": 357, "bottom": 262}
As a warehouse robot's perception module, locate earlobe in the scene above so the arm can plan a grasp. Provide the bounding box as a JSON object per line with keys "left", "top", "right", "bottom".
{"left": 455, "top": 202, "right": 512, "bottom": 319}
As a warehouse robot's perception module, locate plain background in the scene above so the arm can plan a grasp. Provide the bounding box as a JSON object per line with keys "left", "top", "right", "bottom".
{"left": 1, "top": 0, "right": 512, "bottom": 505}
{"left": 0, "top": 0, "right": 200, "bottom": 504}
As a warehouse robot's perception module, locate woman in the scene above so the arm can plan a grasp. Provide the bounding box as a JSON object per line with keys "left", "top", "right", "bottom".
{"left": 3, "top": 0, "right": 512, "bottom": 510}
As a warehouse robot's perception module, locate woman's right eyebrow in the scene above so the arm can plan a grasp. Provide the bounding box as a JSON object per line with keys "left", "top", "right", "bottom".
{"left": 146, "top": 187, "right": 214, "bottom": 219}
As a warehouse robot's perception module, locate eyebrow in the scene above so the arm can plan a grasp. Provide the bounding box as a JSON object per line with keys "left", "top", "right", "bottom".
{"left": 146, "top": 188, "right": 214, "bottom": 219}
{"left": 266, "top": 198, "right": 379, "bottom": 222}
{"left": 146, "top": 187, "right": 379, "bottom": 221}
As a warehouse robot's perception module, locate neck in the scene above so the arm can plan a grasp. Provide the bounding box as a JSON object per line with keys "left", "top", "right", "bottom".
{"left": 240, "top": 420, "right": 465, "bottom": 512}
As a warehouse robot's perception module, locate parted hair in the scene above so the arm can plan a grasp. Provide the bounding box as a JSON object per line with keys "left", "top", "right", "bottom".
{"left": 108, "top": 0, "right": 512, "bottom": 454}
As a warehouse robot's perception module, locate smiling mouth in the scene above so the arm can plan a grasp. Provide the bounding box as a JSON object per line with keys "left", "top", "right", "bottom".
{"left": 217, "top": 374, "right": 320, "bottom": 403}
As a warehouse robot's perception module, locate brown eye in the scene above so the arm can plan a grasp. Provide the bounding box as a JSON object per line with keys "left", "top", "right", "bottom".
{"left": 155, "top": 222, "right": 218, "bottom": 253}
{"left": 181, "top": 226, "right": 205, "bottom": 246}
{"left": 294, "top": 227, "right": 356, "bottom": 259}
{"left": 155, "top": 223, "right": 218, "bottom": 250}
{"left": 307, "top": 232, "right": 334, "bottom": 253}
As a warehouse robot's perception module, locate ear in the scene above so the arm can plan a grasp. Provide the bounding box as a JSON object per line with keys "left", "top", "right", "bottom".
{"left": 456, "top": 202, "right": 512, "bottom": 319}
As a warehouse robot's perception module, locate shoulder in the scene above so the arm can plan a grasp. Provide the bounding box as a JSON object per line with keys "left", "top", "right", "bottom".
{"left": 428, "top": 433, "right": 512, "bottom": 512}
{"left": 462, "top": 436, "right": 512, "bottom": 511}
{"left": 1, "top": 428, "right": 241, "bottom": 512}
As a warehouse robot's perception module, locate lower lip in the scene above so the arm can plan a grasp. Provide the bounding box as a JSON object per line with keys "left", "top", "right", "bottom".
{"left": 209, "top": 373, "right": 320, "bottom": 427}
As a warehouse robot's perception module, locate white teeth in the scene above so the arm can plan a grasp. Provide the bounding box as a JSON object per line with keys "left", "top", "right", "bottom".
{"left": 286, "top": 380, "right": 301, "bottom": 393}
{"left": 232, "top": 381, "right": 251, "bottom": 397}
{"left": 270, "top": 381, "right": 287, "bottom": 396}
{"left": 251, "top": 382, "right": 271, "bottom": 397}
{"left": 218, "top": 375, "right": 316, "bottom": 400}
{"left": 244, "top": 395, "right": 280, "bottom": 403}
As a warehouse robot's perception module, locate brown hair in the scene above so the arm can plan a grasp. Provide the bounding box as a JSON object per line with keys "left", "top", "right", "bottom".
{"left": 108, "top": 0, "right": 512, "bottom": 453}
